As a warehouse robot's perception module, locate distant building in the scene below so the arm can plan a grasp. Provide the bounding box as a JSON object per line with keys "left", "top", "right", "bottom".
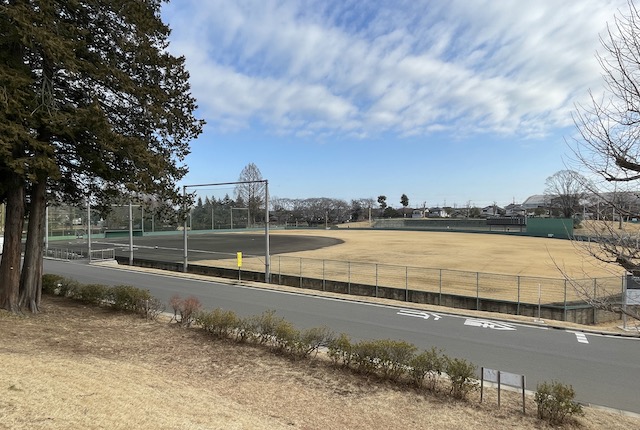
{"left": 504, "top": 203, "right": 525, "bottom": 217}
{"left": 427, "top": 207, "right": 449, "bottom": 218}
{"left": 481, "top": 205, "right": 503, "bottom": 217}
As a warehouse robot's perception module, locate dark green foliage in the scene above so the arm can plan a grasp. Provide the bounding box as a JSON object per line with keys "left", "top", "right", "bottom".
{"left": 40, "top": 274, "right": 163, "bottom": 318}
{"left": 57, "top": 278, "right": 81, "bottom": 298}
{"left": 535, "top": 380, "right": 584, "bottom": 425}
{"left": 0, "top": 0, "right": 204, "bottom": 313}
{"left": 74, "top": 283, "right": 109, "bottom": 305}
{"left": 445, "top": 357, "right": 478, "bottom": 400}
{"left": 41, "top": 274, "right": 65, "bottom": 295}
{"left": 108, "top": 285, "right": 151, "bottom": 312}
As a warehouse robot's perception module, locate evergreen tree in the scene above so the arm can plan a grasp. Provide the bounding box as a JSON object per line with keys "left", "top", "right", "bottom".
{"left": 0, "top": 0, "right": 203, "bottom": 312}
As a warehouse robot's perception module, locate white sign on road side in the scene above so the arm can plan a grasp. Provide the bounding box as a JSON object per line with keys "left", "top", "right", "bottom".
{"left": 627, "top": 290, "right": 640, "bottom": 305}
{"left": 481, "top": 367, "right": 526, "bottom": 413}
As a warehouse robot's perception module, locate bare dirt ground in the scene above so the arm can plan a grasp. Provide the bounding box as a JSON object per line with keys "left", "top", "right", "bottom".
{"left": 1, "top": 296, "right": 638, "bottom": 430}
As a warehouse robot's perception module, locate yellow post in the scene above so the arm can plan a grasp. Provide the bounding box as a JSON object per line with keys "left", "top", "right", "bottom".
{"left": 237, "top": 252, "right": 242, "bottom": 267}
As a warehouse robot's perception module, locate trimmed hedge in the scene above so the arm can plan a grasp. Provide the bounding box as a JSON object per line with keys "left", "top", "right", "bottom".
{"left": 41, "top": 274, "right": 164, "bottom": 319}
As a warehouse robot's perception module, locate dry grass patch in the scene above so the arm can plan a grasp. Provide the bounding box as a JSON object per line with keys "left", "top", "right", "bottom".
{"left": 1, "top": 297, "right": 638, "bottom": 429}
{"left": 197, "top": 229, "right": 622, "bottom": 305}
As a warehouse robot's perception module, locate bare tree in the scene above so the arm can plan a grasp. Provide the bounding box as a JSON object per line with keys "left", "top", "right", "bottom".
{"left": 544, "top": 170, "right": 588, "bottom": 219}
{"left": 571, "top": 0, "right": 640, "bottom": 321}
{"left": 235, "top": 163, "right": 265, "bottom": 226}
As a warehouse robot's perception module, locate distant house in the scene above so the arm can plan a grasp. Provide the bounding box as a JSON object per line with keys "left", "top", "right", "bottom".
{"left": 481, "top": 205, "right": 503, "bottom": 217}
{"left": 504, "top": 203, "right": 525, "bottom": 217}
{"left": 411, "top": 209, "right": 425, "bottom": 218}
{"left": 427, "top": 207, "right": 449, "bottom": 218}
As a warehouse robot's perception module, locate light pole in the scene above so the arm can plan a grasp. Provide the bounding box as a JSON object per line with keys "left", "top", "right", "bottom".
{"left": 87, "top": 198, "right": 92, "bottom": 261}
{"left": 129, "top": 200, "right": 133, "bottom": 265}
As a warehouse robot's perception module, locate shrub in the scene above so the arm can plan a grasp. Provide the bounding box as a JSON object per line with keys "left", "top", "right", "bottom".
{"left": 254, "top": 310, "right": 283, "bottom": 344}
{"left": 169, "top": 294, "right": 202, "bottom": 327}
{"left": 273, "top": 319, "right": 299, "bottom": 354}
{"left": 327, "top": 333, "right": 352, "bottom": 367}
{"left": 139, "top": 296, "right": 165, "bottom": 320}
{"left": 409, "top": 347, "right": 444, "bottom": 391}
{"left": 351, "top": 340, "right": 380, "bottom": 375}
{"left": 350, "top": 339, "right": 417, "bottom": 380}
{"left": 57, "top": 278, "right": 80, "bottom": 298}
{"left": 445, "top": 357, "right": 478, "bottom": 400}
{"left": 73, "top": 283, "right": 108, "bottom": 305}
{"left": 235, "top": 315, "right": 260, "bottom": 343}
{"left": 535, "top": 380, "right": 584, "bottom": 425}
{"left": 42, "top": 274, "right": 65, "bottom": 295}
{"left": 108, "top": 285, "right": 152, "bottom": 312}
{"left": 293, "top": 326, "right": 335, "bottom": 358}
{"left": 375, "top": 340, "right": 417, "bottom": 381}
{"left": 196, "top": 308, "right": 241, "bottom": 339}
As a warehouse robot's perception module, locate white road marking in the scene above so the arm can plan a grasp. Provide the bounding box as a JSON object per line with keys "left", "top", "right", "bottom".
{"left": 397, "top": 309, "right": 442, "bottom": 321}
{"left": 571, "top": 331, "right": 589, "bottom": 344}
{"left": 464, "top": 318, "right": 517, "bottom": 331}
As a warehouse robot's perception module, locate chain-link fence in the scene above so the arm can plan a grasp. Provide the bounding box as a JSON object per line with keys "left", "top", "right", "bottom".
{"left": 193, "top": 252, "right": 623, "bottom": 309}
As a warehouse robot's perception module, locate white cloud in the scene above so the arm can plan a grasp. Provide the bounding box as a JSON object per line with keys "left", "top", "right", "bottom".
{"left": 163, "top": 0, "right": 627, "bottom": 139}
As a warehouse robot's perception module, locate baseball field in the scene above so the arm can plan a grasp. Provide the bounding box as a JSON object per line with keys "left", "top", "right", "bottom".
{"left": 187, "top": 227, "right": 623, "bottom": 306}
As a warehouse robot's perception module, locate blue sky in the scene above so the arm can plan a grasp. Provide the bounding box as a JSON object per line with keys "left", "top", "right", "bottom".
{"left": 161, "top": 0, "right": 624, "bottom": 208}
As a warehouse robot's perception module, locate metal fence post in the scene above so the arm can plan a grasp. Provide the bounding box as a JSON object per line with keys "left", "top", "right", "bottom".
{"left": 375, "top": 263, "right": 378, "bottom": 298}
{"left": 405, "top": 266, "right": 408, "bottom": 301}
{"left": 622, "top": 274, "right": 628, "bottom": 330}
{"left": 476, "top": 272, "right": 480, "bottom": 310}
{"left": 299, "top": 258, "right": 303, "bottom": 288}
{"left": 516, "top": 276, "right": 521, "bottom": 315}
{"left": 278, "top": 256, "right": 281, "bottom": 285}
{"left": 439, "top": 269, "right": 442, "bottom": 305}
{"left": 593, "top": 278, "right": 597, "bottom": 324}
{"left": 348, "top": 261, "right": 351, "bottom": 295}
{"left": 322, "top": 259, "right": 326, "bottom": 291}
{"left": 563, "top": 279, "right": 567, "bottom": 321}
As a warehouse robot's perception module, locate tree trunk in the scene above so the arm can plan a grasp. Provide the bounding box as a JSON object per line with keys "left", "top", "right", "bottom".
{"left": 20, "top": 180, "right": 46, "bottom": 312}
{"left": 0, "top": 179, "right": 25, "bottom": 312}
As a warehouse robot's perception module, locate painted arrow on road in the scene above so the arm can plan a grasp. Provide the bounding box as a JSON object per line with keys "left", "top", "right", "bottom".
{"left": 397, "top": 309, "right": 442, "bottom": 321}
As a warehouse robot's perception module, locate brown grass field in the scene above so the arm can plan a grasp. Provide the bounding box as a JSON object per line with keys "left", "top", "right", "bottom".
{"left": 1, "top": 297, "right": 639, "bottom": 430}
{"left": 200, "top": 228, "right": 625, "bottom": 305}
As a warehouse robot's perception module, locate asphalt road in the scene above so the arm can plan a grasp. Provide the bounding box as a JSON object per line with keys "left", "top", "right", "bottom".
{"left": 43, "top": 258, "right": 640, "bottom": 414}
